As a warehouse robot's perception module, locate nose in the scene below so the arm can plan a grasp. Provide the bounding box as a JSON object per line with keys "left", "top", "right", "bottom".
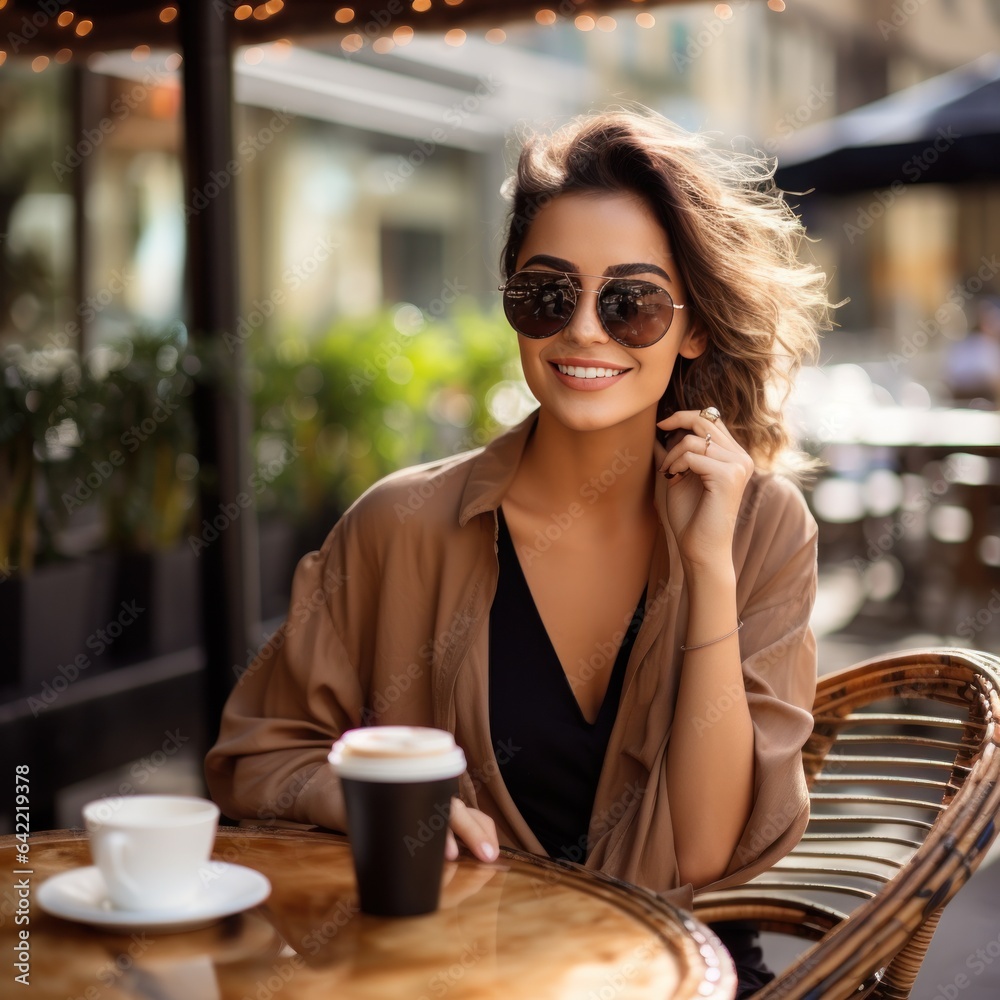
{"left": 561, "top": 285, "right": 609, "bottom": 347}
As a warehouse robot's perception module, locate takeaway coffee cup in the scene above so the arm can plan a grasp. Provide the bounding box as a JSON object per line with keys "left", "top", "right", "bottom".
{"left": 83, "top": 795, "right": 220, "bottom": 911}
{"left": 328, "top": 726, "right": 467, "bottom": 917}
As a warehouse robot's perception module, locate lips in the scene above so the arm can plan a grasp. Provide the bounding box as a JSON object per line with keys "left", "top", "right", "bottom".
{"left": 546, "top": 359, "right": 631, "bottom": 392}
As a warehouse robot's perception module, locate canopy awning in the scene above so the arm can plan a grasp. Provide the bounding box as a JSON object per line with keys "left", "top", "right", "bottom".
{"left": 775, "top": 53, "right": 1000, "bottom": 195}
{"left": 1, "top": 0, "right": 689, "bottom": 56}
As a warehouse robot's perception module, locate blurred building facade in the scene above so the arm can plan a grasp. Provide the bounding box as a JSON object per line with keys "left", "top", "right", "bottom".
{"left": 3, "top": 1, "right": 999, "bottom": 358}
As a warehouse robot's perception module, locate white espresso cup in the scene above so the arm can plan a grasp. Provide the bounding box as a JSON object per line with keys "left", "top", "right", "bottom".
{"left": 83, "top": 795, "right": 220, "bottom": 911}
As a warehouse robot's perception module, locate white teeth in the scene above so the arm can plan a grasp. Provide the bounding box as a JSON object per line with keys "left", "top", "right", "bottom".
{"left": 555, "top": 364, "right": 625, "bottom": 379}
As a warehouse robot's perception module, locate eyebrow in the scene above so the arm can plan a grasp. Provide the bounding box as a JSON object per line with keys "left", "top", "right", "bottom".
{"left": 520, "top": 253, "right": 674, "bottom": 283}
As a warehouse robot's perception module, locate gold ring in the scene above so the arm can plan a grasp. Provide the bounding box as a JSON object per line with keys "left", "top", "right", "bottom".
{"left": 700, "top": 406, "right": 721, "bottom": 423}
{"left": 704, "top": 432, "right": 712, "bottom": 454}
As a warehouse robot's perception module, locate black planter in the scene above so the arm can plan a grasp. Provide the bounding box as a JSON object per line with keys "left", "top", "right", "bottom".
{"left": 108, "top": 546, "right": 200, "bottom": 664}
{"left": 0, "top": 560, "right": 97, "bottom": 696}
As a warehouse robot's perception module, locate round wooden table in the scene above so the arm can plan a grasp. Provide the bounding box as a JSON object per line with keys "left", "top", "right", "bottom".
{"left": 4, "top": 827, "right": 736, "bottom": 999}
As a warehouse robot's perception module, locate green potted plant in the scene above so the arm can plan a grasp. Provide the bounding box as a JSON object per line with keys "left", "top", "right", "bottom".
{"left": 78, "top": 324, "right": 201, "bottom": 662}
{"left": 0, "top": 342, "right": 96, "bottom": 695}
{"left": 248, "top": 301, "right": 527, "bottom": 618}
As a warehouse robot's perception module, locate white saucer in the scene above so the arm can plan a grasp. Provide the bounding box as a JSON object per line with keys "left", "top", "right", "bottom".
{"left": 37, "top": 863, "right": 271, "bottom": 933}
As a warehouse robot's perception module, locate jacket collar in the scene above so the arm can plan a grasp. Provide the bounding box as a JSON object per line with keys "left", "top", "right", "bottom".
{"left": 458, "top": 406, "right": 675, "bottom": 532}
{"left": 457, "top": 408, "right": 540, "bottom": 527}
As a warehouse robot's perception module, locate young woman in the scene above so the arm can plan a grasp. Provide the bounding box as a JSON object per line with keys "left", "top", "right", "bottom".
{"left": 206, "top": 109, "right": 831, "bottom": 997}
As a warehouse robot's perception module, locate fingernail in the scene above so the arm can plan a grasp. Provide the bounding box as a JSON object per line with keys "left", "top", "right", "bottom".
{"left": 481, "top": 842, "right": 497, "bottom": 861}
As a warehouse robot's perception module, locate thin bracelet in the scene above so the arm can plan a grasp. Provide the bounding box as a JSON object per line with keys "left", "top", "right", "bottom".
{"left": 680, "top": 620, "right": 743, "bottom": 651}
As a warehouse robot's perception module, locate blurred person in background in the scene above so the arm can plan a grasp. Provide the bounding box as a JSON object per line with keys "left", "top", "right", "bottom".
{"left": 946, "top": 294, "right": 1000, "bottom": 409}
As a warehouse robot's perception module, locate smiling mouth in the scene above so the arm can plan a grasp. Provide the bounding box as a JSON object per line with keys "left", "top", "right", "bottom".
{"left": 551, "top": 363, "right": 630, "bottom": 379}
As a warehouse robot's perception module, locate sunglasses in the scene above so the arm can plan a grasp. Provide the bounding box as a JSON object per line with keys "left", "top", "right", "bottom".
{"left": 498, "top": 269, "right": 686, "bottom": 348}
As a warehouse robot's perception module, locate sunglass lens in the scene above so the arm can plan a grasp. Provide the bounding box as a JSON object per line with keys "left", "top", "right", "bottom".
{"left": 503, "top": 273, "right": 575, "bottom": 338}
{"left": 599, "top": 279, "right": 673, "bottom": 347}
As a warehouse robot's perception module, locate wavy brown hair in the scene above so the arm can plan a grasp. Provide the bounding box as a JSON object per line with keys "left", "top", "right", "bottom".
{"left": 499, "top": 108, "right": 833, "bottom": 472}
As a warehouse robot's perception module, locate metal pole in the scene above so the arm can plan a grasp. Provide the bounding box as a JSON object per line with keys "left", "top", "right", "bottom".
{"left": 178, "top": 0, "right": 260, "bottom": 744}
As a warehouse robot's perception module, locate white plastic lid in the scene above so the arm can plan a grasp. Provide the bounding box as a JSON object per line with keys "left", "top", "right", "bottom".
{"left": 328, "top": 726, "right": 467, "bottom": 783}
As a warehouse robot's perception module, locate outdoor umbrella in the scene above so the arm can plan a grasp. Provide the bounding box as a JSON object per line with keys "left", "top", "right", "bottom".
{"left": 775, "top": 53, "right": 1000, "bottom": 195}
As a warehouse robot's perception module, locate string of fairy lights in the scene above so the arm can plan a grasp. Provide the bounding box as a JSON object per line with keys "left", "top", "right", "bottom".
{"left": 0, "top": 0, "right": 788, "bottom": 70}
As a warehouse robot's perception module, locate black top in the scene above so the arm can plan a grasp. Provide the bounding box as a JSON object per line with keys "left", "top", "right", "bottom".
{"left": 487, "top": 505, "right": 647, "bottom": 861}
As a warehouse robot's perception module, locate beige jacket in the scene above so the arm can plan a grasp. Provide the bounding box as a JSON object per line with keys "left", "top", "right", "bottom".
{"left": 205, "top": 408, "right": 818, "bottom": 913}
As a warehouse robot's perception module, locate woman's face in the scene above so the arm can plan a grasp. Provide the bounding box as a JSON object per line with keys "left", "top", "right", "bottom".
{"left": 510, "top": 190, "right": 705, "bottom": 436}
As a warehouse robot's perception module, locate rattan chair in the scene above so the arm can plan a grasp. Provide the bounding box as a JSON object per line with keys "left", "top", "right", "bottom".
{"left": 694, "top": 647, "right": 1000, "bottom": 1000}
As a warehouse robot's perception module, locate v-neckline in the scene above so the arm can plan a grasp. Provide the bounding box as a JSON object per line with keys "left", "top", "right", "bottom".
{"left": 497, "top": 505, "right": 644, "bottom": 728}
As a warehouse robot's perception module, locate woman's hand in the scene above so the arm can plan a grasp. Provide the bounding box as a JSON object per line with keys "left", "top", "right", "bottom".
{"left": 655, "top": 408, "right": 754, "bottom": 571}
{"left": 446, "top": 797, "right": 499, "bottom": 863}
